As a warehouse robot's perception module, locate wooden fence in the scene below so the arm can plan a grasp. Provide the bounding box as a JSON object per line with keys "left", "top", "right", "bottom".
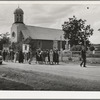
{"left": 61, "top": 51, "right": 100, "bottom": 58}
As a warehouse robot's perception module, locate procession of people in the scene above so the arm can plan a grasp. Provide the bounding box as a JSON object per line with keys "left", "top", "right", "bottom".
{"left": 1, "top": 44, "right": 88, "bottom": 67}
{"left": 1, "top": 48, "right": 60, "bottom": 65}
{"left": 2, "top": 49, "right": 30, "bottom": 64}
{"left": 35, "top": 49, "right": 59, "bottom": 65}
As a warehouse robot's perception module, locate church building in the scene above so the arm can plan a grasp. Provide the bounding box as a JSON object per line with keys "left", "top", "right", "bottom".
{"left": 11, "top": 7, "right": 66, "bottom": 50}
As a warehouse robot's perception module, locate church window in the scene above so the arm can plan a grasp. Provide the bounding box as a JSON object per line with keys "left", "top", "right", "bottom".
{"left": 16, "top": 14, "right": 19, "bottom": 22}
{"left": 25, "top": 45, "right": 27, "bottom": 50}
{"left": 12, "top": 32, "right": 15, "bottom": 38}
{"left": 19, "top": 15, "right": 22, "bottom": 21}
{"left": 16, "top": 16, "right": 19, "bottom": 22}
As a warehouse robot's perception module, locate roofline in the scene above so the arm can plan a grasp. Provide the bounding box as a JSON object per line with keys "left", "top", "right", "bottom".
{"left": 33, "top": 39, "right": 65, "bottom": 41}
{"left": 26, "top": 25, "right": 63, "bottom": 31}
{"left": 12, "top": 22, "right": 25, "bottom": 25}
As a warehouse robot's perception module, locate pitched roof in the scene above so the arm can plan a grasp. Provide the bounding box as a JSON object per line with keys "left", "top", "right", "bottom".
{"left": 25, "top": 25, "right": 64, "bottom": 41}
{"left": 22, "top": 28, "right": 30, "bottom": 39}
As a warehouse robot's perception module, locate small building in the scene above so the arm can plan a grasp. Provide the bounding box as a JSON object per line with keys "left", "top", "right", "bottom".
{"left": 11, "top": 7, "right": 66, "bottom": 51}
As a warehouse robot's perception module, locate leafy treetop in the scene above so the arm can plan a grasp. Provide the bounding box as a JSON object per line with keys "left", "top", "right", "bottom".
{"left": 62, "top": 16, "right": 94, "bottom": 47}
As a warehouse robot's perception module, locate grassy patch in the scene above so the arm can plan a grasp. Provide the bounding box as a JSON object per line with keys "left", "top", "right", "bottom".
{"left": 0, "top": 77, "right": 33, "bottom": 90}
{"left": 0, "top": 66, "right": 100, "bottom": 90}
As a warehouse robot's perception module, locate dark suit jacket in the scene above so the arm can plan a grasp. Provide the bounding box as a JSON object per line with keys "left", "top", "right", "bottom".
{"left": 81, "top": 49, "right": 86, "bottom": 58}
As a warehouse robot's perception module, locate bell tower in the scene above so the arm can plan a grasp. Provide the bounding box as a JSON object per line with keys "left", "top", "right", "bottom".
{"left": 11, "top": 7, "right": 26, "bottom": 43}
{"left": 14, "top": 6, "right": 24, "bottom": 23}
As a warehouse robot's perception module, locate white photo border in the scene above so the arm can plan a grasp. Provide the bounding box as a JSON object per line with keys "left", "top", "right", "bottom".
{"left": 0, "top": 1, "right": 100, "bottom": 99}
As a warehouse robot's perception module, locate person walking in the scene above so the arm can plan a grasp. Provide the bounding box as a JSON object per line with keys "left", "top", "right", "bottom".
{"left": 35, "top": 50, "right": 39, "bottom": 64}
{"left": 14, "top": 51, "right": 19, "bottom": 63}
{"left": 28, "top": 50, "right": 33, "bottom": 64}
{"left": 14, "top": 51, "right": 17, "bottom": 63}
{"left": 56, "top": 50, "right": 59, "bottom": 64}
{"left": 24, "top": 52, "right": 28, "bottom": 63}
{"left": 49, "top": 49, "right": 53, "bottom": 65}
{"left": 19, "top": 50, "right": 24, "bottom": 63}
{"left": 45, "top": 50, "right": 49, "bottom": 64}
{"left": 36, "top": 50, "right": 41, "bottom": 64}
{"left": 7, "top": 50, "right": 10, "bottom": 62}
{"left": 10, "top": 49, "right": 15, "bottom": 62}
{"left": 3, "top": 50, "right": 6, "bottom": 61}
{"left": 47, "top": 50, "right": 50, "bottom": 64}
{"left": 6, "top": 50, "right": 10, "bottom": 62}
{"left": 53, "top": 50, "right": 56, "bottom": 64}
{"left": 53, "top": 50, "right": 59, "bottom": 64}
{"left": 42, "top": 50, "right": 46, "bottom": 64}
{"left": 40, "top": 50, "right": 44, "bottom": 64}
{"left": 80, "top": 45, "right": 86, "bottom": 67}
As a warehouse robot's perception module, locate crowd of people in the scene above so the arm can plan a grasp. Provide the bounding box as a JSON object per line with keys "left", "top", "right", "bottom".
{"left": 0, "top": 49, "right": 60, "bottom": 65}
{"left": 0, "top": 45, "right": 87, "bottom": 67}
{"left": 36, "top": 49, "right": 59, "bottom": 65}
{"left": 1, "top": 49, "right": 32, "bottom": 64}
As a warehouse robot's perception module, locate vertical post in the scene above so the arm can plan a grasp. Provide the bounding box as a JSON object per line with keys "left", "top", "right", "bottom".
{"left": 53, "top": 38, "right": 58, "bottom": 50}
{"left": 65, "top": 38, "right": 69, "bottom": 50}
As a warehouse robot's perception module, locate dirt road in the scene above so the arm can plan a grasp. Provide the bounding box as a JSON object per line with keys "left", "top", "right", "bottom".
{"left": 1, "top": 61, "right": 100, "bottom": 81}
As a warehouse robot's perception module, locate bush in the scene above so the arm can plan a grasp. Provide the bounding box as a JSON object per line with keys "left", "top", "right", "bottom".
{"left": 68, "top": 57, "right": 72, "bottom": 61}
{"left": 89, "top": 45, "right": 95, "bottom": 51}
{"left": 71, "top": 45, "right": 82, "bottom": 51}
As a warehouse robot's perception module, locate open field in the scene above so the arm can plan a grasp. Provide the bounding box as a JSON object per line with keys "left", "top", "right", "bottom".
{"left": 0, "top": 62, "right": 100, "bottom": 90}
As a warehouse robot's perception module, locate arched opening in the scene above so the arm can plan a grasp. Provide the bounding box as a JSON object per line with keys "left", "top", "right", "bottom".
{"left": 12, "top": 32, "right": 16, "bottom": 38}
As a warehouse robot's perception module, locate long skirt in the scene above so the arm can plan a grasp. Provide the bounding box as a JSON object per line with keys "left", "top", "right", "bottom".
{"left": 45, "top": 57, "right": 48, "bottom": 62}
{"left": 50, "top": 55, "right": 53, "bottom": 62}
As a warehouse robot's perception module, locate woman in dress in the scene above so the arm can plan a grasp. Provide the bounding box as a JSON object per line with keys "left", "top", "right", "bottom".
{"left": 49, "top": 49, "right": 53, "bottom": 65}
{"left": 45, "top": 50, "right": 49, "bottom": 64}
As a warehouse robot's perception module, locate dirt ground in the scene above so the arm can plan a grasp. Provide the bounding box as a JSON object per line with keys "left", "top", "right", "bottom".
{"left": 0, "top": 61, "right": 100, "bottom": 90}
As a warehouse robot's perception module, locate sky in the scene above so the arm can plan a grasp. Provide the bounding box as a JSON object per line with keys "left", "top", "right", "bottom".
{"left": 0, "top": 2, "right": 100, "bottom": 44}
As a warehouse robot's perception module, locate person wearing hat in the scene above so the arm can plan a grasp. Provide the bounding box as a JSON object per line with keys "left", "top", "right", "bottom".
{"left": 80, "top": 45, "right": 86, "bottom": 67}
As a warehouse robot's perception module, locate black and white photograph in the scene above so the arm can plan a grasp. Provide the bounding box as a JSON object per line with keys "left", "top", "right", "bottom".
{"left": 1, "top": 1, "right": 100, "bottom": 94}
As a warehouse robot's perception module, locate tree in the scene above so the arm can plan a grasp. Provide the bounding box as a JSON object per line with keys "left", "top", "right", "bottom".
{"left": 11, "top": 37, "right": 37, "bottom": 52}
{"left": 62, "top": 16, "right": 94, "bottom": 47}
{"left": 71, "top": 45, "right": 82, "bottom": 51}
{"left": 0, "top": 32, "right": 10, "bottom": 50}
{"left": 23, "top": 37, "right": 37, "bottom": 51}
{"left": 11, "top": 42, "right": 23, "bottom": 51}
